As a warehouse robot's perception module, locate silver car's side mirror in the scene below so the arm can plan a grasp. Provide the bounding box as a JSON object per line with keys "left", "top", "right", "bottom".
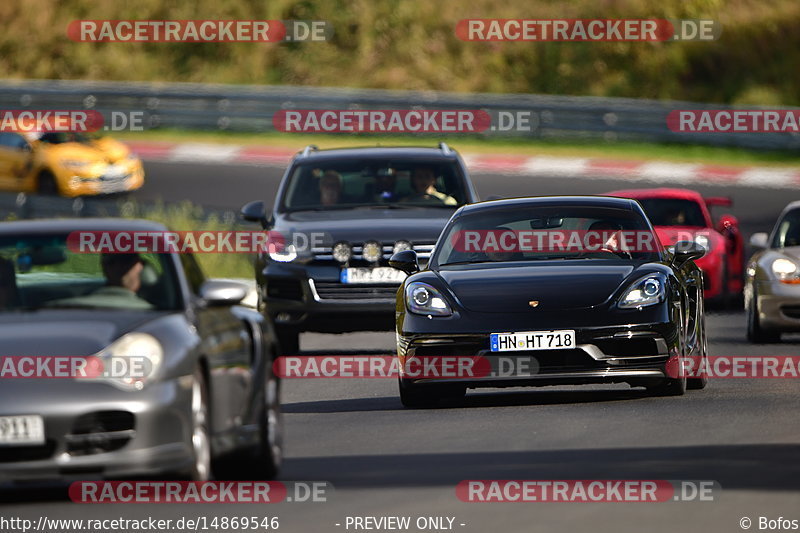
{"left": 749, "top": 232, "right": 769, "bottom": 249}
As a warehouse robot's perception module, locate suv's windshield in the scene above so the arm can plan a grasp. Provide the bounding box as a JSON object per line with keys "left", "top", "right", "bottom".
{"left": 635, "top": 198, "right": 707, "bottom": 227}
{"left": 0, "top": 234, "right": 182, "bottom": 312}
{"left": 282, "top": 159, "right": 468, "bottom": 211}
{"left": 435, "top": 205, "right": 661, "bottom": 265}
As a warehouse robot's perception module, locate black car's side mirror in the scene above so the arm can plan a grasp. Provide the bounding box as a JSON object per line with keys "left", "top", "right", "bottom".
{"left": 389, "top": 250, "right": 420, "bottom": 275}
{"left": 199, "top": 279, "right": 250, "bottom": 307}
{"left": 241, "top": 200, "right": 272, "bottom": 228}
{"left": 672, "top": 241, "right": 706, "bottom": 265}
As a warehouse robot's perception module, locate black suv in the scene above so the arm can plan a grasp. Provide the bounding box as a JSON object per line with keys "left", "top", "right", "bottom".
{"left": 241, "top": 143, "right": 479, "bottom": 353}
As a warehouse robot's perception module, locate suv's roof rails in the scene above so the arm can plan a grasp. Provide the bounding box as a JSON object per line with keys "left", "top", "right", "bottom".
{"left": 438, "top": 142, "right": 452, "bottom": 154}
{"left": 301, "top": 144, "right": 319, "bottom": 157}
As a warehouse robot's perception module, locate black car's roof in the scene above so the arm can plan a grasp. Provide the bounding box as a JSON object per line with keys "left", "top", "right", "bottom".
{"left": 460, "top": 196, "right": 639, "bottom": 215}
{"left": 0, "top": 218, "right": 168, "bottom": 235}
{"left": 294, "top": 146, "right": 460, "bottom": 163}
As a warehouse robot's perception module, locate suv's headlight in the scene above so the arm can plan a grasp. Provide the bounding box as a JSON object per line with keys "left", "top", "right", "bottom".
{"left": 83, "top": 332, "right": 164, "bottom": 391}
{"left": 406, "top": 282, "right": 452, "bottom": 316}
{"left": 269, "top": 243, "right": 298, "bottom": 262}
{"left": 619, "top": 275, "right": 665, "bottom": 309}
{"left": 772, "top": 258, "right": 800, "bottom": 284}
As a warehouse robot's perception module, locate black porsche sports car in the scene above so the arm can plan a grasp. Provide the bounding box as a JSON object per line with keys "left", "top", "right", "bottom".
{"left": 389, "top": 196, "right": 709, "bottom": 408}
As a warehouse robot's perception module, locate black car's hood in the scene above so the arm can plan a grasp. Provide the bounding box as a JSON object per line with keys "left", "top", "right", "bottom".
{"left": 438, "top": 262, "right": 636, "bottom": 313}
{"left": 0, "top": 310, "right": 164, "bottom": 355}
{"left": 275, "top": 208, "right": 454, "bottom": 243}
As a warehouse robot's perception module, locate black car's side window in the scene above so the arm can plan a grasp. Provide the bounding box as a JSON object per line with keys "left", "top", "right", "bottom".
{"left": 179, "top": 254, "right": 206, "bottom": 295}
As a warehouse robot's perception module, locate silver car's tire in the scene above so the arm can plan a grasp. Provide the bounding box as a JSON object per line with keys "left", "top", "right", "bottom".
{"left": 747, "top": 287, "right": 780, "bottom": 343}
{"left": 188, "top": 369, "right": 212, "bottom": 481}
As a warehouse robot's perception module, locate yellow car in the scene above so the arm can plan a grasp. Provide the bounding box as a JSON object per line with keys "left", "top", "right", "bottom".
{"left": 0, "top": 131, "right": 144, "bottom": 197}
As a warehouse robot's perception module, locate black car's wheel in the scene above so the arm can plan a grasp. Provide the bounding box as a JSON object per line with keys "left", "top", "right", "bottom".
{"left": 187, "top": 368, "right": 212, "bottom": 481}
{"left": 747, "top": 287, "right": 780, "bottom": 343}
{"left": 37, "top": 172, "right": 59, "bottom": 196}
{"left": 687, "top": 297, "right": 708, "bottom": 390}
{"left": 398, "top": 379, "right": 465, "bottom": 408}
{"left": 275, "top": 327, "right": 299, "bottom": 355}
{"left": 250, "top": 361, "right": 283, "bottom": 478}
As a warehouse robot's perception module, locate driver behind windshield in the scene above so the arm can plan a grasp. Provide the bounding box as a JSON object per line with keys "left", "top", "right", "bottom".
{"left": 403, "top": 167, "right": 457, "bottom": 205}
{"left": 89, "top": 253, "right": 153, "bottom": 309}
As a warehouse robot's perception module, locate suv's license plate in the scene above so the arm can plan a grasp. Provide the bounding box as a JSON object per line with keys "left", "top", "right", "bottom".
{"left": 341, "top": 267, "right": 406, "bottom": 284}
{"left": 0, "top": 415, "right": 45, "bottom": 445}
{"left": 490, "top": 330, "right": 576, "bottom": 352}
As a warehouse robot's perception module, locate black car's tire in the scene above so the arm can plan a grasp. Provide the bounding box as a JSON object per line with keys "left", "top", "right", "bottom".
{"left": 187, "top": 368, "right": 212, "bottom": 481}
{"left": 398, "top": 379, "right": 465, "bottom": 408}
{"left": 249, "top": 363, "right": 283, "bottom": 479}
{"left": 747, "top": 288, "right": 780, "bottom": 343}
{"left": 687, "top": 303, "right": 709, "bottom": 390}
{"left": 647, "top": 373, "right": 687, "bottom": 396}
{"left": 37, "top": 172, "right": 59, "bottom": 196}
{"left": 276, "top": 327, "right": 300, "bottom": 356}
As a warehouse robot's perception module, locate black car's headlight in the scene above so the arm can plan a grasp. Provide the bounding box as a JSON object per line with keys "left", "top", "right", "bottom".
{"left": 618, "top": 275, "right": 665, "bottom": 309}
{"left": 405, "top": 282, "right": 452, "bottom": 317}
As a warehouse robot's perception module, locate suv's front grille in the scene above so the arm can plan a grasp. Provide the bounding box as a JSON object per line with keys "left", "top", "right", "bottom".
{"left": 267, "top": 278, "right": 304, "bottom": 301}
{"left": 313, "top": 282, "right": 399, "bottom": 301}
{"left": 312, "top": 242, "right": 435, "bottom": 263}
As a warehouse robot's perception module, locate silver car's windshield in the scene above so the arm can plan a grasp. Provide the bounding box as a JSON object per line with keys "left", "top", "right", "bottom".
{"left": 0, "top": 234, "right": 182, "bottom": 312}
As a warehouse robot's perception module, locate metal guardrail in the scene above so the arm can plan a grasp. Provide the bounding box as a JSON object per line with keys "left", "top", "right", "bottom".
{"left": 0, "top": 191, "right": 240, "bottom": 224}
{"left": 0, "top": 79, "right": 798, "bottom": 151}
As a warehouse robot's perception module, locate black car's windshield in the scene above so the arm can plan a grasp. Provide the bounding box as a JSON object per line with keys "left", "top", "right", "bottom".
{"left": 772, "top": 209, "right": 800, "bottom": 248}
{"left": 435, "top": 204, "right": 661, "bottom": 265}
{"left": 635, "top": 198, "right": 707, "bottom": 227}
{"left": 282, "top": 159, "right": 468, "bottom": 211}
{"left": 0, "top": 234, "right": 182, "bottom": 312}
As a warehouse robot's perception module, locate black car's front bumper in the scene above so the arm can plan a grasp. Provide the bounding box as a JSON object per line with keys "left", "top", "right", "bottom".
{"left": 260, "top": 263, "right": 400, "bottom": 333}
{"left": 397, "top": 318, "right": 680, "bottom": 389}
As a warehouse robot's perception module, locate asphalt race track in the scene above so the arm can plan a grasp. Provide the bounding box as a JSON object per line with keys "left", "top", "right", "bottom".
{"left": 3, "top": 159, "right": 800, "bottom": 533}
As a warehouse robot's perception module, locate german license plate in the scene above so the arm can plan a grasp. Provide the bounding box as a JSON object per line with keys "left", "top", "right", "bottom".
{"left": 490, "top": 330, "right": 576, "bottom": 352}
{"left": 340, "top": 267, "right": 406, "bottom": 284}
{"left": 0, "top": 415, "right": 45, "bottom": 445}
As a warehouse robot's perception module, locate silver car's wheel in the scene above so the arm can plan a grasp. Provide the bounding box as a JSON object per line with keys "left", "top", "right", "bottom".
{"left": 189, "top": 370, "right": 212, "bottom": 481}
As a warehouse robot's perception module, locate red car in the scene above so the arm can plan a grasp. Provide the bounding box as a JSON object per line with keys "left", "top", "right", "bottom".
{"left": 605, "top": 188, "right": 744, "bottom": 304}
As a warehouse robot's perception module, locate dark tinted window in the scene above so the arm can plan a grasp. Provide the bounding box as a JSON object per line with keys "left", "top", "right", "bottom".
{"left": 282, "top": 159, "right": 468, "bottom": 210}
{"left": 773, "top": 209, "right": 800, "bottom": 248}
{"left": 635, "top": 198, "right": 707, "bottom": 227}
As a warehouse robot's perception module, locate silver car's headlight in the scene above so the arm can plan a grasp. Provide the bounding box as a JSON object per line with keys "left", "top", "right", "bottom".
{"left": 406, "top": 282, "right": 452, "bottom": 317}
{"left": 84, "top": 332, "right": 164, "bottom": 391}
{"left": 619, "top": 275, "right": 665, "bottom": 309}
{"left": 772, "top": 258, "right": 800, "bottom": 284}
